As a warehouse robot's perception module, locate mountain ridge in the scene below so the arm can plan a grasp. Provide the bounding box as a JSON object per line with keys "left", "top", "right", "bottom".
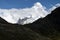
{"left": 24, "top": 7, "right": 60, "bottom": 40}
{"left": 0, "top": 7, "right": 60, "bottom": 40}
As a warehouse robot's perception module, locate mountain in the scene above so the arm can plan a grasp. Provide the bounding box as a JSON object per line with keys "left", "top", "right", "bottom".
{"left": 0, "top": 2, "right": 48, "bottom": 24}
{"left": 0, "top": 16, "right": 51, "bottom": 40}
{"left": 17, "top": 17, "right": 31, "bottom": 25}
{"left": 16, "top": 2, "right": 48, "bottom": 25}
{"left": 0, "top": 6, "right": 60, "bottom": 40}
{"left": 17, "top": 2, "right": 48, "bottom": 24}
{"left": 0, "top": 17, "right": 9, "bottom": 24}
{"left": 24, "top": 7, "right": 60, "bottom": 40}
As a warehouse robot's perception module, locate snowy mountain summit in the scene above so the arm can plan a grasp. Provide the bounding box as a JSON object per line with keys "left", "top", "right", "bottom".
{"left": 33, "top": 2, "right": 43, "bottom": 8}
{"left": 17, "top": 2, "right": 48, "bottom": 25}
{"left": 0, "top": 2, "right": 48, "bottom": 25}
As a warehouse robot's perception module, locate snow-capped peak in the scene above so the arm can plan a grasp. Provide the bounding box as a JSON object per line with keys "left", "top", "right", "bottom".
{"left": 33, "top": 2, "right": 43, "bottom": 9}
{"left": 0, "top": 2, "right": 48, "bottom": 25}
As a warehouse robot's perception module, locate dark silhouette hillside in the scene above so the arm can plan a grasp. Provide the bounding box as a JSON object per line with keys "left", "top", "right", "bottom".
{"left": 0, "top": 24, "right": 51, "bottom": 40}
{"left": 24, "top": 7, "right": 60, "bottom": 40}
{"left": 0, "top": 17, "right": 51, "bottom": 40}
{"left": 0, "top": 17, "right": 9, "bottom": 24}
{"left": 0, "top": 7, "right": 60, "bottom": 40}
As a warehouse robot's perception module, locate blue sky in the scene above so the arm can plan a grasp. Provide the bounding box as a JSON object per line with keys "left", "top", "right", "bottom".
{"left": 0, "top": 0, "right": 60, "bottom": 9}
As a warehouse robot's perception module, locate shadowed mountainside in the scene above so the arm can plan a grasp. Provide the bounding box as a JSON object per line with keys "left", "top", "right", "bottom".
{"left": 25, "top": 7, "right": 60, "bottom": 32}
{"left": 0, "top": 7, "right": 60, "bottom": 40}
{"left": 0, "top": 23, "right": 51, "bottom": 40}
{"left": 0, "top": 16, "right": 51, "bottom": 40}
{"left": 24, "top": 7, "right": 60, "bottom": 40}
{"left": 0, "top": 17, "right": 9, "bottom": 24}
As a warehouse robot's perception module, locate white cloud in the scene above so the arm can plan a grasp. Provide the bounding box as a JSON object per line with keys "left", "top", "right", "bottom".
{"left": 0, "top": 2, "right": 48, "bottom": 25}
{"left": 49, "top": 3, "right": 60, "bottom": 13}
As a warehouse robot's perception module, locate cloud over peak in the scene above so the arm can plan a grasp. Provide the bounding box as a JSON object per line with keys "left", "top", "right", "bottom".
{"left": 49, "top": 3, "right": 60, "bottom": 13}
{"left": 0, "top": 2, "right": 51, "bottom": 25}
{"left": 0, "top": 2, "right": 60, "bottom": 25}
